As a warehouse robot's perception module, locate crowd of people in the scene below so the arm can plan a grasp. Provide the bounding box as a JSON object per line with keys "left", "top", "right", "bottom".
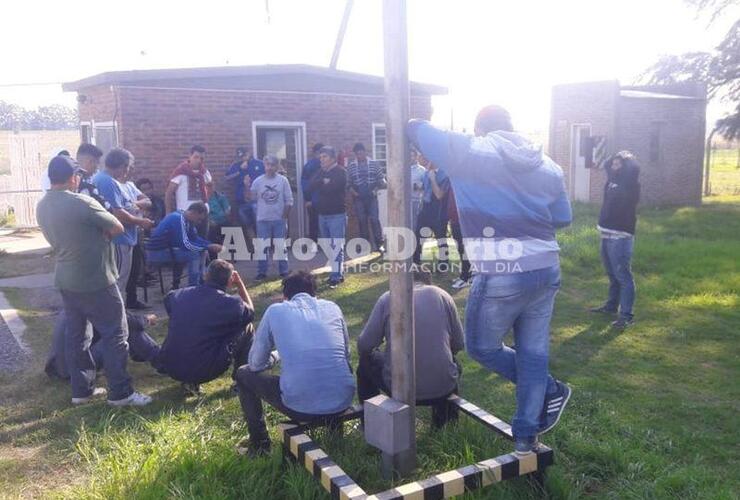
{"left": 37, "top": 104, "right": 640, "bottom": 457}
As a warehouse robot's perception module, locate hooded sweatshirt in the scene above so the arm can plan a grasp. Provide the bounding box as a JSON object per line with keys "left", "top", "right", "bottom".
{"left": 598, "top": 159, "right": 640, "bottom": 235}
{"left": 407, "top": 120, "right": 572, "bottom": 274}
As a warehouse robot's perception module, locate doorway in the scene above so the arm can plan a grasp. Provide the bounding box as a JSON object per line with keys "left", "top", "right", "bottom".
{"left": 252, "top": 122, "right": 307, "bottom": 239}
{"left": 571, "top": 124, "right": 592, "bottom": 202}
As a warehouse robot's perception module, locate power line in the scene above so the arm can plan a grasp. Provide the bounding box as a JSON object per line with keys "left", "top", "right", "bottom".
{"left": 0, "top": 82, "right": 64, "bottom": 88}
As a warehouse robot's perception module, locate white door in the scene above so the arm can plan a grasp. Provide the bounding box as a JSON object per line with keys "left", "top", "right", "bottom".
{"left": 571, "top": 124, "right": 591, "bottom": 202}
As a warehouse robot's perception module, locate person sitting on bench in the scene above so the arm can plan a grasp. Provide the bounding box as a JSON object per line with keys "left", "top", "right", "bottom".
{"left": 146, "top": 201, "right": 222, "bottom": 288}
{"left": 151, "top": 259, "right": 254, "bottom": 395}
{"left": 45, "top": 311, "right": 161, "bottom": 381}
{"left": 357, "top": 270, "right": 464, "bottom": 428}
{"left": 235, "top": 270, "right": 356, "bottom": 456}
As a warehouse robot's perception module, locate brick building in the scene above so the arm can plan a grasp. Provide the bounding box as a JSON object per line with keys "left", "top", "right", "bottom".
{"left": 549, "top": 80, "right": 706, "bottom": 206}
{"left": 63, "top": 64, "right": 445, "bottom": 238}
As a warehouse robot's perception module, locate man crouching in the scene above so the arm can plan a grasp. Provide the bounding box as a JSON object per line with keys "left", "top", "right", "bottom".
{"left": 235, "top": 271, "right": 356, "bottom": 456}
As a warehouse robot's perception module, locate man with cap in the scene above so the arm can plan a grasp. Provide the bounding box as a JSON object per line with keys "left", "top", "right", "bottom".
{"left": 225, "top": 147, "right": 265, "bottom": 252}
{"left": 37, "top": 155, "right": 152, "bottom": 406}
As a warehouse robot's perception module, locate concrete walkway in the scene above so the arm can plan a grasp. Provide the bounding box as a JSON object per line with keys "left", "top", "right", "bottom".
{"left": 0, "top": 230, "right": 51, "bottom": 255}
{"left": 0, "top": 273, "right": 54, "bottom": 289}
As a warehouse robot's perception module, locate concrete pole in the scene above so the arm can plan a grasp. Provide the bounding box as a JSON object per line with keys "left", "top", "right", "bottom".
{"left": 381, "top": 0, "right": 416, "bottom": 478}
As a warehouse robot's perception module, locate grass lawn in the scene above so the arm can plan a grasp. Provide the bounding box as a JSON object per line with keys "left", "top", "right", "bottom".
{"left": 1, "top": 198, "right": 739, "bottom": 499}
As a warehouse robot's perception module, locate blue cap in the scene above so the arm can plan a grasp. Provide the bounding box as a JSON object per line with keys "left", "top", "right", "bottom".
{"left": 47, "top": 155, "right": 78, "bottom": 184}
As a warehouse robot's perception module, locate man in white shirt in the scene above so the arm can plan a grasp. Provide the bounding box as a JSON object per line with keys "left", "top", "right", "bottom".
{"left": 250, "top": 154, "right": 294, "bottom": 280}
{"left": 166, "top": 145, "right": 213, "bottom": 238}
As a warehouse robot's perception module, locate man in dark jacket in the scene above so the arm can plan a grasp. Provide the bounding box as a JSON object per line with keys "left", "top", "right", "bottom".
{"left": 309, "top": 146, "right": 347, "bottom": 287}
{"left": 300, "top": 143, "right": 324, "bottom": 242}
{"left": 591, "top": 151, "right": 640, "bottom": 328}
{"left": 152, "top": 259, "right": 254, "bottom": 394}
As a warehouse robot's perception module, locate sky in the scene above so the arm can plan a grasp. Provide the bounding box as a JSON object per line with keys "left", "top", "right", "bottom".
{"left": 1, "top": 0, "right": 737, "bottom": 133}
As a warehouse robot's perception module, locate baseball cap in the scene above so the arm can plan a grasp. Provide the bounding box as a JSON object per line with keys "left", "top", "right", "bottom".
{"left": 236, "top": 146, "right": 249, "bottom": 158}
{"left": 47, "top": 155, "right": 79, "bottom": 184}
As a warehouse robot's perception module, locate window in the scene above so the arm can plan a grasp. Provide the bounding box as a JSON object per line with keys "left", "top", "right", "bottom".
{"left": 372, "top": 123, "right": 387, "bottom": 170}
{"left": 649, "top": 121, "right": 663, "bottom": 164}
{"left": 93, "top": 122, "right": 118, "bottom": 157}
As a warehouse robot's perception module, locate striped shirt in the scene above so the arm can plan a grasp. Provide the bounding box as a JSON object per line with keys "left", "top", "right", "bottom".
{"left": 347, "top": 159, "right": 385, "bottom": 197}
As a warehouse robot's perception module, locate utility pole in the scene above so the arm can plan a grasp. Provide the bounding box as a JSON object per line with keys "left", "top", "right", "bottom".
{"left": 330, "top": 0, "right": 354, "bottom": 69}
{"left": 381, "top": 0, "right": 416, "bottom": 477}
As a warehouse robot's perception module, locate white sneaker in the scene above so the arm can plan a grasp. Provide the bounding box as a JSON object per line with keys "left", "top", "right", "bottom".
{"left": 451, "top": 278, "right": 470, "bottom": 290}
{"left": 108, "top": 391, "right": 153, "bottom": 407}
{"left": 72, "top": 387, "right": 107, "bottom": 405}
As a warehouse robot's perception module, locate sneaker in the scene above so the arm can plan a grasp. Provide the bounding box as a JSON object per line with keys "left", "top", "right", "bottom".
{"left": 236, "top": 437, "right": 271, "bottom": 457}
{"left": 451, "top": 278, "right": 470, "bottom": 290}
{"left": 589, "top": 305, "right": 617, "bottom": 314}
{"left": 327, "top": 277, "right": 342, "bottom": 288}
{"left": 182, "top": 383, "right": 202, "bottom": 397}
{"left": 538, "top": 381, "right": 572, "bottom": 435}
{"left": 514, "top": 435, "right": 539, "bottom": 456}
{"left": 611, "top": 317, "right": 634, "bottom": 329}
{"left": 254, "top": 274, "right": 267, "bottom": 281}
{"left": 72, "top": 387, "right": 107, "bottom": 405}
{"left": 108, "top": 391, "right": 153, "bottom": 407}
{"left": 127, "top": 299, "right": 152, "bottom": 310}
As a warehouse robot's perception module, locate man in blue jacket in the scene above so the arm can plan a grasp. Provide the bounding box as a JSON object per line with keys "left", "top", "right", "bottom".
{"left": 145, "top": 202, "right": 222, "bottom": 288}
{"left": 407, "top": 105, "right": 573, "bottom": 456}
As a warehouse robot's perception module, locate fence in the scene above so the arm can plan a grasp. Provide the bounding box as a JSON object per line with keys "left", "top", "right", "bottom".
{"left": 0, "top": 134, "right": 43, "bottom": 227}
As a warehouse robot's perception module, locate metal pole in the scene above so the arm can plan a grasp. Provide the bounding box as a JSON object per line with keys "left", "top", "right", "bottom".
{"left": 382, "top": 0, "right": 416, "bottom": 477}
{"left": 704, "top": 127, "right": 717, "bottom": 197}
{"left": 330, "top": 0, "right": 355, "bottom": 69}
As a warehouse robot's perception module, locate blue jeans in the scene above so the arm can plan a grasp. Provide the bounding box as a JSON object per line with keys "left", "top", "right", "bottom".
{"left": 60, "top": 284, "right": 133, "bottom": 400}
{"left": 600, "top": 237, "right": 635, "bottom": 319}
{"left": 319, "top": 213, "right": 347, "bottom": 281}
{"left": 237, "top": 203, "right": 256, "bottom": 229}
{"left": 256, "top": 219, "right": 289, "bottom": 276}
{"left": 353, "top": 196, "right": 383, "bottom": 249}
{"left": 147, "top": 248, "right": 205, "bottom": 287}
{"left": 465, "top": 265, "right": 561, "bottom": 439}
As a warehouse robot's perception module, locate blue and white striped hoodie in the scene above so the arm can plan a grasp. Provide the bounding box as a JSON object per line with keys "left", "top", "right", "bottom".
{"left": 408, "top": 120, "right": 572, "bottom": 274}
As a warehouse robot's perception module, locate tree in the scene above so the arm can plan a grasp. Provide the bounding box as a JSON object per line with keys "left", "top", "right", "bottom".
{"left": 0, "top": 100, "right": 78, "bottom": 130}
{"left": 642, "top": 4, "right": 739, "bottom": 140}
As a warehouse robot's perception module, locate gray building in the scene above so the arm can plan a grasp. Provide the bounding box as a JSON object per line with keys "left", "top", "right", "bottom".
{"left": 549, "top": 80, "right": 707, "bottom": 206}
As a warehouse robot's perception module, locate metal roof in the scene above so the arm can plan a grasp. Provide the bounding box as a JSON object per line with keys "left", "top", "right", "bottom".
{"left": 62, "top": 64, "right": 447, "bottom": 95}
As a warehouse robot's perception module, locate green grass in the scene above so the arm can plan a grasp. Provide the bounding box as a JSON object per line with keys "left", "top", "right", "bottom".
{"left": 1, "top": 198, "right": 740, "bottom": 499}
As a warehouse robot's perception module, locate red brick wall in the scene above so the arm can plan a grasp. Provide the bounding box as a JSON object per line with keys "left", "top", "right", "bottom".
{"left": 616, "top": 97, "right": 705, "bottom": 206}
{"left": 77, "top": 85, "right": 119, "bottom": 124}
{"left": 112, "top": 86, "right": 432, "bottom": 195}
